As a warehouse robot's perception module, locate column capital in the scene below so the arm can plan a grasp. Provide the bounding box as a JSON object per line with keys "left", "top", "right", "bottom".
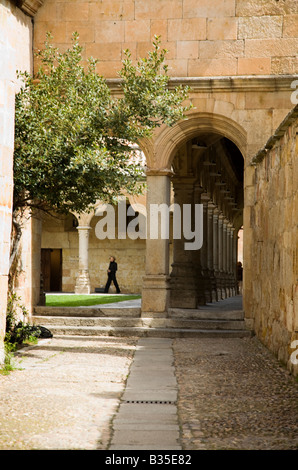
{"left": 172, "top": 175, "right": 197, "bottom": 186}
{"left": 193, "top": 183, "right": 204, "bottom": 193}
{"left": 201, "top": 192, "right": 210, "bottom": 204}
{"left": 73, "top": 210, "right": 94, "bottom": 227}
{"left": 76, "top": 225, "right": 91, "bottom": 230}
{"left": 207, "top": 201, "right": 216, "bottom": 211}
{"left": 146, "top": 168, "right": 174, "bottom": 177}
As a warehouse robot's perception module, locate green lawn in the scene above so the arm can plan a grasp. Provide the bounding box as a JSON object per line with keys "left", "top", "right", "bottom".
{"left": 46, "top": 294, "right": 141, "bottom": 307}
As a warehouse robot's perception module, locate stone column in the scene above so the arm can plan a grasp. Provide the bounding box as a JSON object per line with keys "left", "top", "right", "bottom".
{"left": 75, "top": 225, "right": 91, "bottom": 294}
{"left": 141, "top": 170, "right": 171, "bottom": 316}
{"left": 222, "top": 219, "right": 228, "bottom": 298}
{"left": 218, "top": 213, "right": 224, "bottom": 299}
{"left": 74, "top": 211, "right": 94, "bottom": 295}
{"left": 169, "top": 178, "right": 198, "bottom": 309}
{"left": 231, "top": 227, "right": 237, "bottom": 296}
{"left": 193, "top": 184, "right": 206, "bottom": 306}
{"left": 207, "top": 202, "right": 217, "bottom": 302}
{"left": 226, "top": 223, "right": 232, "bottom": 297}
{"left": 212, "top": 208, "right": 220, "bottom": 301}
{"left": 200, "top": 194, "right": 211, "bottom": 302}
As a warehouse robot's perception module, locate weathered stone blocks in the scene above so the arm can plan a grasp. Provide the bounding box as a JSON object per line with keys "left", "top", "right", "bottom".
{"left": 248, "top": 107, "right": 298, "bottom": 375}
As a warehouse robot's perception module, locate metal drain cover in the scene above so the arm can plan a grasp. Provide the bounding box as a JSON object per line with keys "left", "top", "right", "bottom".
{"left": 123, "top": 400, "right": 176, "bottom": 405}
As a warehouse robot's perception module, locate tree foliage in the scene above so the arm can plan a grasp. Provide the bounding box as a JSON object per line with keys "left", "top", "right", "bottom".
{"left": 14, "top": 33, "right": 191, "bottom": 216}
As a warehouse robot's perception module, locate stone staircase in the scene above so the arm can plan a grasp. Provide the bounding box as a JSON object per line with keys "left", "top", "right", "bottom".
{"left": 33, "top": 299, "right": 252, "bottom": 338}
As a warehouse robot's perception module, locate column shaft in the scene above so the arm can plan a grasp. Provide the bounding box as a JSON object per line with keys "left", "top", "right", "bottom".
{"left": 193, "top": 185, "right": 206, "bottom": 306}
{"left": 207, "top": 203, "right": 217, "bottom": 302}
{"left": 213, "top": 209, "right": 220, "bottom": 301}
{"left": 75, "top": 225, "right": 91, "bottom": 294}
{"left": 218, "top": 214, "right": 224, "bottom": 299}
{"left": 141, "top": 173, "right": 171, "bottom": 316}
{"left": 169, "top": 178, "right": 198, "bottom": 309}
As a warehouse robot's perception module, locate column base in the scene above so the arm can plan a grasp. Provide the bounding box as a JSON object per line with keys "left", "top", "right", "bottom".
{"left": 75, "top": 270, "right": 91, "bottom": 295}
{"left": 141, "top": 275, "right": 170, "bottom": 317}
{"left": 169, "top": 263, "right": 198, "bottom": 309}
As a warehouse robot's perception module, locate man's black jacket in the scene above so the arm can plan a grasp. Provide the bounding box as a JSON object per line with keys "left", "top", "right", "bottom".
{"left": 108, "top": 261, "right": 117, "bottom": 274}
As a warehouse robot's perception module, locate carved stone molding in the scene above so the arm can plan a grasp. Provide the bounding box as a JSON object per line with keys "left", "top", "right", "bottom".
{"left": 106, "top": 75, "right": 297, "bottom": 94}
{"left": 17, "top": 0, "right": 44, "bottom": 17}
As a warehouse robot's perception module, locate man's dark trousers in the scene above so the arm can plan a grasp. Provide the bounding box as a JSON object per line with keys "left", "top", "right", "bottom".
{"left": 104, "top": 272, "right": 120, "bottom": 293}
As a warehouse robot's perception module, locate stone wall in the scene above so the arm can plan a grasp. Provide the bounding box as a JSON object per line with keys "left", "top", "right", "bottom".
{"left": 246, "top": 105, "right": 298, "bottom": 375}
{"left": 0, "top": 0, "right": 297, "bottom": 364}
{"left": 34, "top": 0, "right": 298, "bottom": 77}
{"left": 0, "top": 0, "right": 32, "bottom": 361}
{"left": 41, "top": 212, "right": 147, "bottom": 294}
{"left": 14, "top": 216, "right": 42, "bottom": 312}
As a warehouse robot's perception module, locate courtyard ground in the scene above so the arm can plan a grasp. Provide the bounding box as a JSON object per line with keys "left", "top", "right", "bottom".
{"left": 0, "top": 331, "right": 297, "bottom": 450}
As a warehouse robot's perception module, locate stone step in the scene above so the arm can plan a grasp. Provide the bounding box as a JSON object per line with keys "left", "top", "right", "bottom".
{"left": 35, "top": 325, "right": 251, "bottom": 339}
{"left": 33, "top": 315, "right": 247, "bottom": 331}
{"left": 34, "top": 306, "right": 243, "bottom": 320}
{"left": 168, "top": 308, "right": 244, "bottom": 320}
{"left": 33, "top": 306, "right": 141, "bottom": 318}
{"left": 33, "top": 297, "right": 251, "bottom": 338}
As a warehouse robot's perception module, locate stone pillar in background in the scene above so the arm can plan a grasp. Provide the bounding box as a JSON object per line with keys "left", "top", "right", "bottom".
{"left": 226, "top": 223, "right": 231, "bottom": 297}
{"left": 212, "top": 208, "right": 220, "bottom": 301}
{"left": 141, "top": 170, "right": 171, "bottom": 316}
{"left": 231, "top": 226, "right": 237, "bottom": 296}
{"left": 222, "top": 218, "right": 228, "bottom": 298}
{"left": 75, "top": 225, "right": 91, "bottom": 294}
{"left": 74, "top": 211, "right": 94, "bottom": 295}
{"left": 200, "top": 194, "right": 210, "bottom": 302}
{"left": 193, "top": 184, "right": 206, "bottom": 306}
{"left": 207, "top": 202, "right": 217, "bottom": 302}
{"left": 169, "top": 178, "right": 198, "bottom": 309}
{"left": 218, "top": 213, "right": 224, "bottom": 299}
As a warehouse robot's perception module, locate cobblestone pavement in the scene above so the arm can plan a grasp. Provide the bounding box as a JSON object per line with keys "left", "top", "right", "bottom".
{"left": 0, "top": 334, "right": 297, "bottom": 450}
{"left": 173, "top": 336, "right": 298, "bottom": 450}
{"left": 0, "top": 336, "right": 137, "bottom": 450}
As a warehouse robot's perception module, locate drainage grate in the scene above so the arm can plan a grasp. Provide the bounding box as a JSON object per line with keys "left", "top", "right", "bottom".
{"left": 123, "top": 400, "right": 176, "bottom": 405}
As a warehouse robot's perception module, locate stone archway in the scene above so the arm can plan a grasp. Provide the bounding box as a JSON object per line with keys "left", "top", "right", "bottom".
{"left": 141, "top": 112, "right": 246, "bottom": 316}
{"left": 144, "top": 112, "right": 247, "bottom": 171}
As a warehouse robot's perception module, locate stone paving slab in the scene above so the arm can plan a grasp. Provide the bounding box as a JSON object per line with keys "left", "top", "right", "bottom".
{"left": 110, "top": 338, "right": 181, "bottom": 450}
{"left": 110, "top": 429, "right": 180, "bottom": 446}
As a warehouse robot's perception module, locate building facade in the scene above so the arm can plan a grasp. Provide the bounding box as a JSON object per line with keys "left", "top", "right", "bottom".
{"left": 0, "top": 0, "right": 297, "bottom": 373}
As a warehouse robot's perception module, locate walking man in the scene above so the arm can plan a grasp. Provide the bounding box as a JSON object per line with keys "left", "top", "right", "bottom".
{"left": 104, "top": 256, "right": 121, "bottom": 293}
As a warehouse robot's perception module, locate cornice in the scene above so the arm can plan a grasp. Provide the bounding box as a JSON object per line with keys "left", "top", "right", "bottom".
{"left": 16, "top": 0, "right": 44, "bottom": 17}
{"left": 106, "top": 75, "right": 297, "bottom": 94}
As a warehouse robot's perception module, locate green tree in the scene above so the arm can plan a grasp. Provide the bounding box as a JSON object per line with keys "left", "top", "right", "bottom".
{"left": 11, "top": 33, "right": 191, "bottom": 276}
{"left": 14, "top": 33, "right": 191, "bottom": 216}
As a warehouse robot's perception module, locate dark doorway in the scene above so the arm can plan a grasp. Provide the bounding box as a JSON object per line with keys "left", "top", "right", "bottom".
{"left": 41, "top": 249, "right": 62, "bottom": 292}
